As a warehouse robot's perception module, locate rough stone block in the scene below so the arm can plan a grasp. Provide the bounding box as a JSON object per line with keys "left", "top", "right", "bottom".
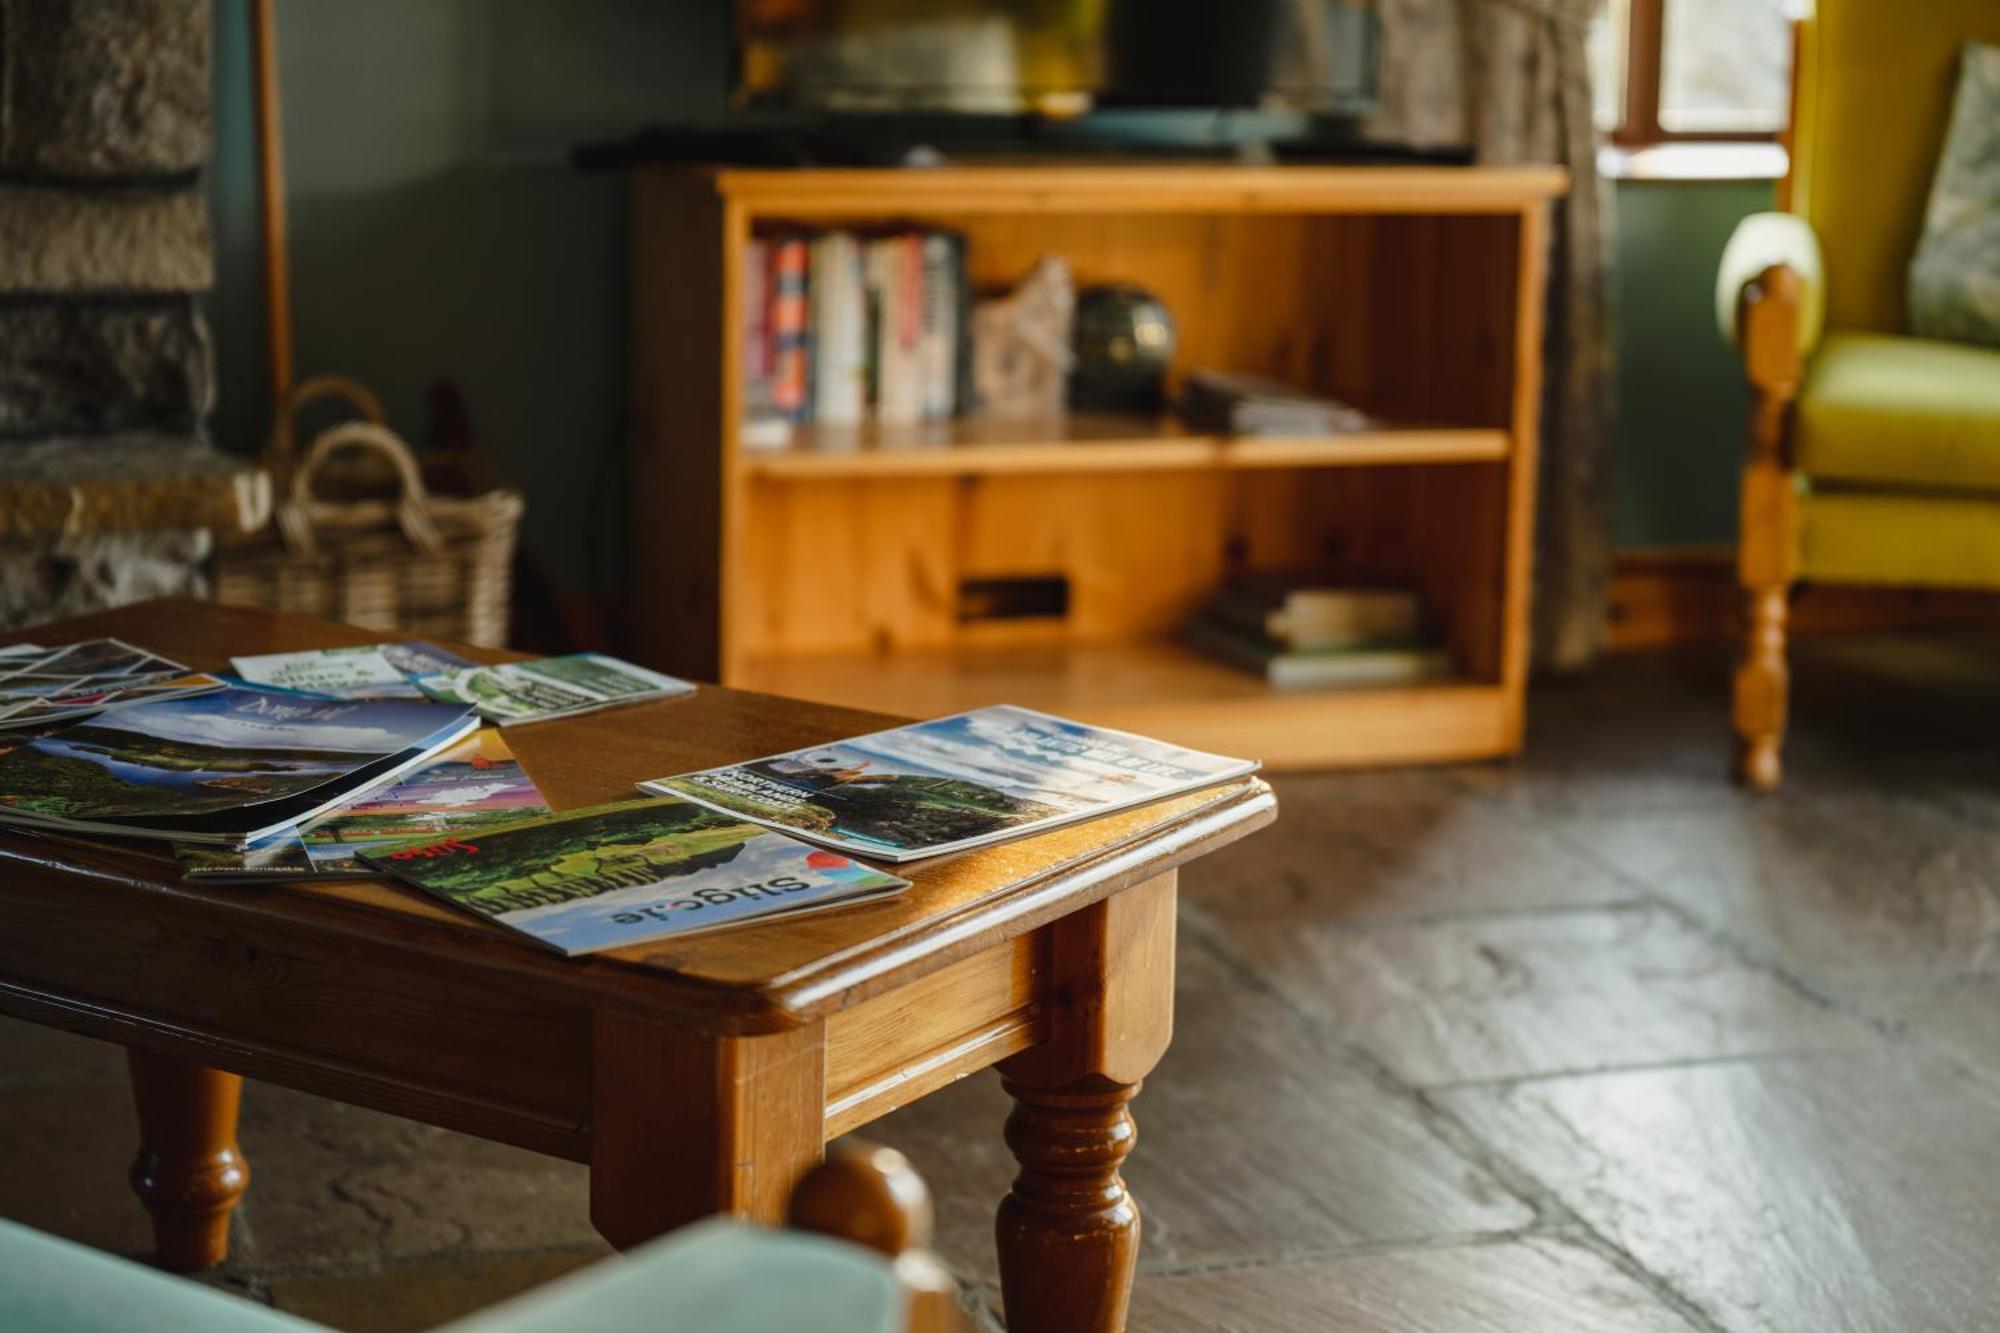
{"left": 0, "top": 433, "right": 268, "bottom": 538}
{"left": 1, "top": 0, "right": 210, "bottom": 177}
{"left": 0, "top": 527, "right": 211, "bottom": 631}
{"left": 0, "top": 185, "right": 212, "bottom": 292}
{"left": 0, "top": 300, "right": 214, "bottom": 437}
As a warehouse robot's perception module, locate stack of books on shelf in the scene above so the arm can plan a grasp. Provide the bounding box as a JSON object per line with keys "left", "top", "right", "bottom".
{"left": 0, "top": 636, "right": 1257, "bottom": 958}
{"left": 743, "top": 227, "right": 971, "bottom": 443}
{"left": 1179, "top": 369, "right": 1378, "bottom": 436}
{"left": 1183, "top": 576, "right": 1451, "bottom": 688}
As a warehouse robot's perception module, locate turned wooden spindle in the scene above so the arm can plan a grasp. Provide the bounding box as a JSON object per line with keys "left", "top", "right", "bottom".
{"left": 788, "top": 1140, "right": 966, "bottom": 1333}
{"left": 127, "top": 1050, "right": 250, "bottom": 1272}
{"left": 1732, "top": 262, "right": 1802, "bottom": 792}
{"left": 995, "top": 1075, "right": 1143, "bottom": 1333}
{"left": 1735, "top": 584, "right": 1790, "bottom": 790}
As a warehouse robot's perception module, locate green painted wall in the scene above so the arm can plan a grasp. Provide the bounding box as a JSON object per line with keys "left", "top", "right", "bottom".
{"left": 209, "top": 0, "right": 729, "bottom": 599}
{"left": 209, "top": 2, "right": 1775, "bottom": 608}
{"left": 1609, "top": 177, "right": 1776, "bottom": 550}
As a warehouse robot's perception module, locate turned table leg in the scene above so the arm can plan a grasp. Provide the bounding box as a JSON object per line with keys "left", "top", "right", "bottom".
{"left": 997, "top": 1074, "right": 1143, "bottom": 1331}
{"left": 127, "top": 1049, "right": 249, "bottom": 1271}
{"left": 588, "top": 1012, "right": 826, "bottom": 1250}
{"left": 997, "top": 872, "right": 1176, "bottom": 1333}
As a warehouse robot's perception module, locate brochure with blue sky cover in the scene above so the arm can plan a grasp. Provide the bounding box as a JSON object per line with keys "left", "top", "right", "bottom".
{"left": 0, "top": 684, "right": 477, "bottom": 844}
{"left": 362, "top": 796, "right": 909, "bottom": 956}
{"left": 639, "top": 705, "right": 1257, "bottom": 863}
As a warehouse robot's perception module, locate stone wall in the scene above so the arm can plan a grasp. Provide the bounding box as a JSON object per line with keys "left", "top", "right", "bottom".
{"left": 0, "top": 0, "right": 260, "bottom": 629}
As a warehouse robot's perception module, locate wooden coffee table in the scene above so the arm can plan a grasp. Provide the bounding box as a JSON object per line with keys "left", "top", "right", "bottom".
{"left": 0, "top": 601, "right": 1273, "bottom": 1333}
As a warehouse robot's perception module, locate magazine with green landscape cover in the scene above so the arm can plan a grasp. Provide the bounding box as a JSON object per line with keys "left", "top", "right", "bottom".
{"left": 230, "top": 641, "right": 475, "bottom": 700}
{"left": 416, "top": 654, "right": 694, "bottom": 725}
{"left": 177, "top": 728, "right": 547, "bottom": 880}
{"left": 0, "top": 684, "right": 477, "bottom": 844}
{"left": 639, "top": 704, "right": 1258, "bottom": 863}
{"left": 361, "top": 796, "right": 909, "bottom": 956}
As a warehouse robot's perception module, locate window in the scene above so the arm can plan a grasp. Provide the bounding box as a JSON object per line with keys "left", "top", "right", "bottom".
{"left": 1590, "top": 0, "right": 1797, "bottom": 145}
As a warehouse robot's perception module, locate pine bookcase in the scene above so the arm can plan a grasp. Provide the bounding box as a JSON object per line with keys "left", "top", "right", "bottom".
{"left": 629, "top": 164, "right": 1566, "bottom": 769}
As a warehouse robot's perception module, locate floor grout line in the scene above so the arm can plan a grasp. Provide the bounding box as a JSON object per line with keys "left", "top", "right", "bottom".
{"left": 1419, "top": 1045, "right": 1854, "bottom": 1093}
{"left": 1133, "top": 1223, "right": 1570, "bottom": 1281}
{"left": 1178, "top": 913, "right": 1734, "bottom": 1333}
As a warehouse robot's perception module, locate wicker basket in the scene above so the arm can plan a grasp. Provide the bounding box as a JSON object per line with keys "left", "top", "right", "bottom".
{"left": 213, "top": 419, "right": 523, "bottom": 647}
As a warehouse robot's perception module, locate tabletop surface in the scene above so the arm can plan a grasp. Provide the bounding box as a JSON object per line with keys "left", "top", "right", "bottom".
{"left": 0, "top": 601, "right": 1274, "bottom": 1027}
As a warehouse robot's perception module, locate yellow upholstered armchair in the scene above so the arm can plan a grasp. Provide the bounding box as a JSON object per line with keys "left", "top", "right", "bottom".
{"left": 1718, "top": 0, "right": 2000, "bottom": 789}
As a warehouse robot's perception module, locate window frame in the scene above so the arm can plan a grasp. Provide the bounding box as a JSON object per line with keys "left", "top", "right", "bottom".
{"left": 1607, "top": 0, "right": 1792, "bottom": 147}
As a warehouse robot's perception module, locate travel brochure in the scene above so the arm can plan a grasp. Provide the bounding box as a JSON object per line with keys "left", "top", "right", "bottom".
{"left": 360, "top": 796, "right": 910, "bottom": 956}
{"left": 0, "top": 629, "right": 1258, "bottom": 956}
{"left": 642, "top": 704, "right": 1258, "bottom": 862}
{"left": 416, "top": 654, "right": 695, "bottom": 725}
{"left": 0, "top": 684, "right": 477, "bottom": 844}
{"left": 177, "top": 728, "right": 547, "bottom": 880}
{"left": 231, "top": 641, "right": 475, "bottom": 700}
{"left": 0, "top": 638, "right": 225, "bottom": 730}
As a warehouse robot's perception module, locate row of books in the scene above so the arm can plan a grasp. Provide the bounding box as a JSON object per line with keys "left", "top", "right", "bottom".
{"left": 743, "top": 227, "right": 971, "bottom": 435}
{"left": 0, "top": 638, "right": 1255, "bottom": 959}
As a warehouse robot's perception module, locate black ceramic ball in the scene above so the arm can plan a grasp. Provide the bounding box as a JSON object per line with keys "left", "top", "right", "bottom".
{"left": 1070, "top": 283, "right": 1177, "bottom": 413}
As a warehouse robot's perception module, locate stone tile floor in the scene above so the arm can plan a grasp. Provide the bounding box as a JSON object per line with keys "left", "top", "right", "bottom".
{"left": 6, "top": 632, "right": 2000, "bottom": 1330}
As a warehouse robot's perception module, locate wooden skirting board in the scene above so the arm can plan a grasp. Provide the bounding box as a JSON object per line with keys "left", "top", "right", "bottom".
{"left": 1607, "top": 550, "right": 2000, "bottom": 652}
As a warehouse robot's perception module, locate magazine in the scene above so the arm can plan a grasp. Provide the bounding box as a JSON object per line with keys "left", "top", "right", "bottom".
{"left": 639, "top": 704, "right": 1259, "bottom": 863}
{"left": 231, "top": 641, "right": 475, "bottom": 700}
{"left": 0, "top": 684, "right": 478, "bottom": 844}
{"left": 361, "top": 796, "right": 910, "bottom": 956}
{"left": 417, "top": 654, "right": 694, "bottom": 726}
{"left": 177, "top": 728, "right": 548, "bottom": 880}
{"left": 0, "top": 638, "right": 224, "bottom": 729}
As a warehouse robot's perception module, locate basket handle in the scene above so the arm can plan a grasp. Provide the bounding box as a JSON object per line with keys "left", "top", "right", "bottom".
{"left": 265, "top": 374, "right": 386, "bottom": 475}
{"left": 277, "top": 422, "right": 444, "bottom": 558}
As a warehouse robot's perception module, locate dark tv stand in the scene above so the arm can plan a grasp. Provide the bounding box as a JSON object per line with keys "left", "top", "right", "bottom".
{"left": 572, "top": 118, "right": 1471, "bottom": 173}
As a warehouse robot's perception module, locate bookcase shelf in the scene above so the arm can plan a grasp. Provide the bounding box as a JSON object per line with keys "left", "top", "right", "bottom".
{"left": 629, "top": 164, "right": 1565, "bottom": 770}
{"left": 742, "top": 416, "right": 1510, "bottom": 480}
{"left": 737, "top": 640, "right": 1512, "bottom": 771}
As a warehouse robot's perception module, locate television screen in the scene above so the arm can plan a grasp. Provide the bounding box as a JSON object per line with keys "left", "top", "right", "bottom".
{"left": 736, "top": 0, "right": 1379, "bottom": 118}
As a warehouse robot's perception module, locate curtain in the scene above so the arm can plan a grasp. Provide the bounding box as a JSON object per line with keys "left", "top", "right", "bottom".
{"left": 1363, "top": 0, "right": 1614, "bottom": 671}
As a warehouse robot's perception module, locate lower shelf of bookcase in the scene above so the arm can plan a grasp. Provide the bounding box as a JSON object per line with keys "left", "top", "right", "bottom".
{"left": 733, "top": 640, "right": 1519, "bottom": 771}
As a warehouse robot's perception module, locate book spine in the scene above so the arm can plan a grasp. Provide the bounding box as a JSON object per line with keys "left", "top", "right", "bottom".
{"left": 947, "top": 231, "right": 973, "bottom": 417}
{"left": 812, "top": 232, "right": 867, "bottom": 426}
{"left": 769, "top": 236, "right": 810, "bottom": 422}
{"left": 743, "top": 238, "right": 771, "bottom": 420}
{"left": 872, "top": 236, "right": 904, "bottom": 422}
{"left": 877, "top": 233, "right": 922, "bottom": 426}
{"left": 809, "top": 235, "right": 834, "bottom": 423}
{"left": 920, "top": 232, "right": 956, "bottom": 421}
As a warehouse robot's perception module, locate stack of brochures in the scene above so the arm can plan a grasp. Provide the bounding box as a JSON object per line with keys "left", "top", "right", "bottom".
{"left": 0, "top": 628, "right": 1259, "bottom": 959}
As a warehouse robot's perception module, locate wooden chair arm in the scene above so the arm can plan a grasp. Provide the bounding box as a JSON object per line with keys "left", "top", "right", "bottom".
{"left": 789, "top": 1142, "right": 968, "bottom": 1333}
{"left": 1715, "top": 212, "right": 1824, "bottom": 383}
